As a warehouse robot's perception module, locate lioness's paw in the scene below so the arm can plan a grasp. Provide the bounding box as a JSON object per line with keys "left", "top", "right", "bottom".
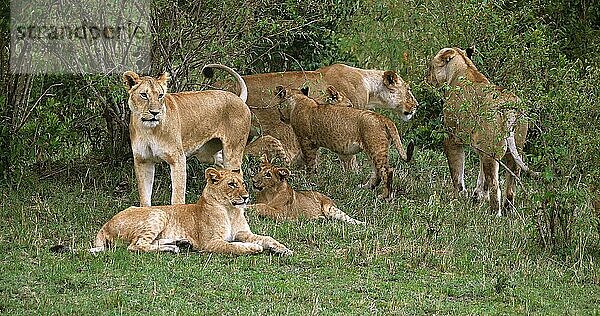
{"left": 159, "top": 245, "right": 180, "bottom": 253}
{"left": 175, "top": 239, "right": 194, "bottom": 251}
{"left": 245, "top": 243, "right": 264, "bottom": 254}
{"left": 273, "top": 247, "right": 293, "bottom": 256}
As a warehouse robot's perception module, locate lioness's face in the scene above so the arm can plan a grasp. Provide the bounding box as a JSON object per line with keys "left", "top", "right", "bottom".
{"left": 380, "top": 71, "right": 417, "bottom": 121}
{"left": 251, "top": 161, "right": 289, "bottom": 193}
{"left": 123, "top": 71, "right": 170, "bottom": 128}
{"left": 204, "top": 168, "right": 249, "bottom": 207}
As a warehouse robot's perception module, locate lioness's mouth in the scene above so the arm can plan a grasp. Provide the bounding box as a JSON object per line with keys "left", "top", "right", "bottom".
{"left": 142, "top": 118, "right": 159, "bottom": 122}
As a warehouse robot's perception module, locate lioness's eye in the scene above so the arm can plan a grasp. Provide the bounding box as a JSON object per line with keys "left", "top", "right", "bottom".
{"left": 264, "top": 171, "right": 271, "bottom": 179}
{"left": 228, "top": 182, "right": 237, "bottom": 188}
{"left": 158, "top": 93, "right": 165, "bottom": 99}
{"left": 140, "top": 92, "right": 148, "bottom": 99}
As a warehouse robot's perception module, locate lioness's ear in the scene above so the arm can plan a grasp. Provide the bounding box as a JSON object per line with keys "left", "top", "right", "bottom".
{"left": 383, "top": 71, "right": 400, "bottom": 89}
{"left": 277, "top": 168, "right": 290, "bottom": 180}
{"left": 438, "top": 48, "right": 457, "bottom": 64}
{"left": 205, "top": 167, "right": 222, "bottom": 184}
{"left": 466, "top": 46, "right": 475, "bottom": 60}
{"left": 157, "top": 72, "right": 170, "bottom": 85}
{"left": 123, "top": 71, "right": 140, "bottom": 90}
{"left": 300, "top": 86, "right": 309, "bottom": 96}
{"left": 275, "top": 85, "right": 286, "bottom": 99}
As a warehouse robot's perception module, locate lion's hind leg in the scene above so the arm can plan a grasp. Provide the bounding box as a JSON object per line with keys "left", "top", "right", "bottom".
{"left": 502, "top": 152, "right": 521, "bottom": 213}
{"left": 126, "top": 210, "right": 179, "bottom": 253}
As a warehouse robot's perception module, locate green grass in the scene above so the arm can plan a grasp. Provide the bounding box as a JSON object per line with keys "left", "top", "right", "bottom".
{"left": 1, "top": 149, "right": 599, "bottom": 315}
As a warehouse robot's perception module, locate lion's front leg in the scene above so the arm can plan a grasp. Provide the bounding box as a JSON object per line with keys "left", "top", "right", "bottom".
{"left": 472, "top": 161, "right": 487, "bottom": 202}
{"left": 339, "top": 154, "right": 359, "bottom": 172}
{"left": 134, "top": 158, "right": 155, "bottom": 207}
{"left": 234, "top": 231, "right": 293, "bottom": 256}
{"left": 203, "top": 238, "right": 264, "bottom": 255}
{"left": 169, "top": 154, "right": 187, "bottom": 205}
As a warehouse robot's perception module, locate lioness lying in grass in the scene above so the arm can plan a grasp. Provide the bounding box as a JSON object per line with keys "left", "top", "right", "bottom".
{"left": 86, "top": 168, "right": 292, "bottom": 256}
{"left": 249, "top": 157, "right": 364, "bottom": 224}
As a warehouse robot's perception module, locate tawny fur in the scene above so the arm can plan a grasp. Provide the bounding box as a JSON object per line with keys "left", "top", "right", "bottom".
{"left": 249, "top": 158, "right": 364, "bottom": 224}
{"left": 124, "top": 65, "right": 251, "bottom": 206}
{"left": 89, "top": 168, "right": 292, "bottom": 256}
{"left": 204, "top": 64, "right": 418, "bottom": 167}
{"left": 425, "top": 47, "right": 535, "bottom": 215}
{"left": 277, "top": 86, "right": 413, "bottom": 199}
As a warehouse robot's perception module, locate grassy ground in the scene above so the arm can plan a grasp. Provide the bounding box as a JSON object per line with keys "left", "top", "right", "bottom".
{"left": 1, "top": 148, "right": 599, "bottom": 315}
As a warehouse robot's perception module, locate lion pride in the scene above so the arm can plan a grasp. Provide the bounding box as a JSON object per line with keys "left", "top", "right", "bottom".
{"left": 204, "top": 63, "right": 418, "bottom": 167}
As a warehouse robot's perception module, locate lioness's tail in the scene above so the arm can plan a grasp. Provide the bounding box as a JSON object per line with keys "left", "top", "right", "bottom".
{"left": 326, "top": 205, "right": 365, "bottom": 225}
{"left": 507, "top": 136, "right": 540, "bottom": 178}
{"left": 383, "top": 119, "right": 414, "bottom": 162}
{"left": 201, "top": 64, "right": 248, "bottom": 103}
{"left": 50, "top": 228, "right": 110, "bottom": 254}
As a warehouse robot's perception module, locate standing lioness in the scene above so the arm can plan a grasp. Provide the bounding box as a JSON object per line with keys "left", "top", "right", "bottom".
{"left": 89, "top": 168, "right": 292, "bottom": 256}
{"left": 426, "top": 47, "right": 536, "bottom": 215}
{"left": 124, "top": 64, "right": 251, "bottom": 206}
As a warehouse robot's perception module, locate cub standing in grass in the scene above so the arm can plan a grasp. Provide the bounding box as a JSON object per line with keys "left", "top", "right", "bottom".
{"left": 277, "top": 86, "right": 414, "bottom": 199}
{"left": 87, "top": 168, "right": 292, "bottom": 256}
{"left": 124, "top": 64, "right": 251, "bottom": 207}
{"left": 249, "top": 157, "right": 364, "bottom": 224}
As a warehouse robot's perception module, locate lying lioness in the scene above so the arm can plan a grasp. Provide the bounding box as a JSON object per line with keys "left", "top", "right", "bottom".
{"left": 88, "top": 168, "right": 292, "bottom": 256}
{"left": 277, "top": 86, "right": 414, "bottom": 199}
{"left": 249, "top": 157, "right": 364, "bottom": 224}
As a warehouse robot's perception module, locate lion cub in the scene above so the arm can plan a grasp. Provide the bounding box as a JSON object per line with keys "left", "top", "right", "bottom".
{"left": 249, "top": 157, "right": 364, "bottom": 224}
{"left": 89, "top": 168, "right": 292, "bottom": 256}
{"left": 277, "top": 86, "right": 414, "bottom": 199}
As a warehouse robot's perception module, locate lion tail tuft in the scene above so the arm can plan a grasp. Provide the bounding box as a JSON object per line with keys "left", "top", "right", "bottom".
{"left": 201, "top": 64, "right": 248, "bottom": 103}
{"left": 49, "top": 244, "right": 74, "bottom": 253}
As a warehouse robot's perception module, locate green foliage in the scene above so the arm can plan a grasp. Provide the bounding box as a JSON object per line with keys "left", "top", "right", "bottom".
{"left": 339, "top": 0, "right": 600, "bottom": 254}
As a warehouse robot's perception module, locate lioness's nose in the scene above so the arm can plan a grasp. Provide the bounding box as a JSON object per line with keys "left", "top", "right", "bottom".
{"left": 404, "top": 111, "right": 412, "bottom": 116}
{"left": 149, "top": 110, "right": 160, "bottom": 116}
